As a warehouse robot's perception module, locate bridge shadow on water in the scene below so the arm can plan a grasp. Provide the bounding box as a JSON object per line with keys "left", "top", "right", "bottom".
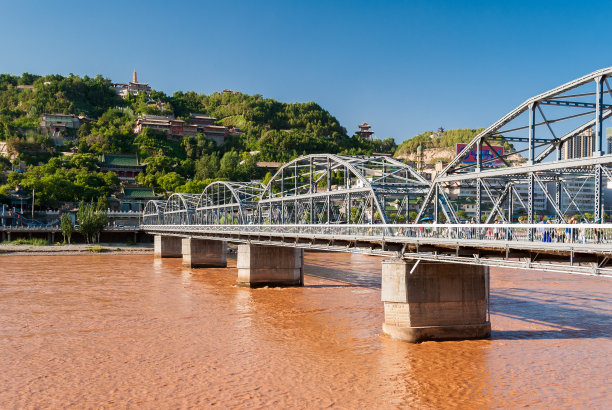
{"left": 303, "top": 269, "right": 381, "bottom": 290}
{"left": 489, "top": 288, "right": 612, "bottom": 341}
{"left": 303, "top": 253, "right": 383, "bottom": 289}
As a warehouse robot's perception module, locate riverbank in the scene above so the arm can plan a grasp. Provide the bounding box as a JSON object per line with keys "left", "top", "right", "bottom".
{"left": 0, "top": 243, "right": 153, "bottom": 256}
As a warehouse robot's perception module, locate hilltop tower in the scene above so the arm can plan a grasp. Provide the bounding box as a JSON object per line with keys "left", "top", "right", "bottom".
{"left": 111, "top": 70, "right": 151, "bottom": 99}
{"left": 356, "top": 122, "right": 374, "bottom": 140}
{"left": 416, "top": 144, "right": 425, "bottom": 171}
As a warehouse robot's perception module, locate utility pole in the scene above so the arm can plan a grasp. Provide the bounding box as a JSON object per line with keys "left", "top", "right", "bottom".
{"left": 32, "top": 189, "right": 35, "bottom": 219}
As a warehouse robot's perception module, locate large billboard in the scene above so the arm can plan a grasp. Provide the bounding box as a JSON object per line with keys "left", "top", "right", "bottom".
{"left": 456, "top": 143, "right": 504, "bottom": 167}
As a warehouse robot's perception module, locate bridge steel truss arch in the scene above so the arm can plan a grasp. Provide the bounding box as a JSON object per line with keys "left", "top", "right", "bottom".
{"left": 417, "top": 66, "right": 612, "bottom": 224}
{"left": 164, "top": 193, "right": 199, "bottom": 225}
{"left": 142, "top": 200, "right": 166, "bottom": 225}
{"left": 255, "top": 154, "right": 431, "bottom": 225}
{"left": 195, "top": 181, "right": 265, "bottom": 225}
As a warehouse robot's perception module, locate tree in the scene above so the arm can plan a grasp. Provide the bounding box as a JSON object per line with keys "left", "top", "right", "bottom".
{"left": 237, "top": 154, "right": 257, "bottom": 181}
{"left": 195, "top": 153, "right": 220, "bottom": 180}
{"left": 60, "top": 213, "right": 74, "bottom": 244}
{"left": 218, "top": 151, "right": 241, "bottom": 179}
{"left": 158, "top": 172, "right": 186, "bottom": 192}
{"left": 94, "top": 197, "right": 109, "bottom": 243}
{"left": 77, "top": 201, "right": 97, "bottom": 244}
{"left": 262, "top": 171, "right": 273, "bottom": 187}
{"left": 96, "top": 196, "right": 110, "bottom": 212}
{"left": 175, "top": 179, "right": 210, "bottom": 193}
{"left": 77, "top": 200, "right": 108, "bottom": 243}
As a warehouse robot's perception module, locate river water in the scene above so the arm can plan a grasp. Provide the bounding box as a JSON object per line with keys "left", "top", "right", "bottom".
{"left": 0, "top": 253, "right": 610, "bottom": 408}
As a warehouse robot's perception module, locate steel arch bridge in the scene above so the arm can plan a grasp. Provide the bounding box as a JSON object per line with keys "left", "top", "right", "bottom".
{"left": 142, "top": 68, "right": 612, "bottom": 276}
{"left": 143, "top": 200, "right": 166, "bottom": 225}
{"left": 164, "top": 193, "right": 200, "bottom": 225}
{"left": 254, "top": 154, "right": 431, "bottom": 225}
{"left": 196, "top": 181, "right": 265, "bottom": 225}
{"left": 415, "top": 66, "right": 612, "bottom": 225}
{"left": 143, "top": 154, "right": 430, "bottom": 227}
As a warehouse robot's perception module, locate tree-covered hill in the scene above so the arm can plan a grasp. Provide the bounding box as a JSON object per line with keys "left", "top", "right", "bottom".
{"left": 0, "top": 72, "right": 396, "bottom": 204}
{"left": 394, "top": 128, "right": 514, "bottom": 158}
{"left": 0, "top": 73, "right": 122, "bottom": 127}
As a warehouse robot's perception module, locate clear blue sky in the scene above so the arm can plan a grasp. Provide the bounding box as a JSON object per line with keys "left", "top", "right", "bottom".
{"left": 0, "top": 0, "right": 609, "bottom": 143}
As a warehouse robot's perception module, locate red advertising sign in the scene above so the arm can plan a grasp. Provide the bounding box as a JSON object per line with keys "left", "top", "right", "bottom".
{"left": 456, "top": 143, "right": 504, "bottom": 166}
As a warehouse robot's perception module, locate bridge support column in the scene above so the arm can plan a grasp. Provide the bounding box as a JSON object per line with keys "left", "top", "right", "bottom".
{"left": 381, "top": 260, "right": 490, "bottom": 343}
{"left": 153, "top": 235, "right": 182, "bottom": 258}
{"left": 182, "top": 238, "right": 227, "bottom": 268}
{"left": 237, "top": 245, "right": 304, "bottom": 287}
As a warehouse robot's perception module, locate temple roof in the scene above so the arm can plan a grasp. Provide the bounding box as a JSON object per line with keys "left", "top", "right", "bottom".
{"left": 120, "top": 187, "right": 158, "bottom": 199}
{"left": 100, "top": 154, "right": 141, "bottom": 167}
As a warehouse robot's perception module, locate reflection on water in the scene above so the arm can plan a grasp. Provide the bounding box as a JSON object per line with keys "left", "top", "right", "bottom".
{"left": 0, "top": 253, "right": 610, "bottom": 408}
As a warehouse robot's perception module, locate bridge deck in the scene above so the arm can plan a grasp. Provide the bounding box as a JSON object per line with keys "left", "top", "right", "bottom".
{"left": 144, "top": 224, "right": 612, "bottom": 277}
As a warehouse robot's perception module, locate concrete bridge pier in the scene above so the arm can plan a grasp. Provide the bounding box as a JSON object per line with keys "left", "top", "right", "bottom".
{"left": 182, "top": 238, "right": 227, "bottom": 268}
{"left": 237, "top": 244, "right": 304, "bottom": 287}
{"left": 154, "top": 235, "right": 182, "bottom": 258}
{"left": 381, "top": 260, "right": 491, "bottom": 343}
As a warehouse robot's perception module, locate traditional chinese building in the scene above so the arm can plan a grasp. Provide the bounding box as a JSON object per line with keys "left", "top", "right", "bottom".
{"left": 109, "top": 185, "right": 159, "bottom": 213}
{"left": 40, "top": 113, "right": 83, "bottom": 145}
{"left": 134, "top": 114, "right": 198, "bottom": 139}
{"left": 134, "top": 113, "right": 231, "bottom": 145}
{"left": 98, "top": 154, "right": 145, "bottom": 181}
{"left": 112, "top": 70, "right": 152, "bottom": 98}
{"left": 356, "top": 122, "right": 374, "bottom": 140}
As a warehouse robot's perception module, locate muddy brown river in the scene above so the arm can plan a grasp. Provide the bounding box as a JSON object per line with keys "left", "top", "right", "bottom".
{"left": 1, "top": 253, "right": 610, "bottom": 408}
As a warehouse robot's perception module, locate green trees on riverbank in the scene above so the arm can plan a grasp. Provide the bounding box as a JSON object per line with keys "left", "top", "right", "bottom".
{"left": 60, "top": 213, "right": 74, "bottom": 244}
{"left": 76, "top": 199, "right": 107, "bottom": 243}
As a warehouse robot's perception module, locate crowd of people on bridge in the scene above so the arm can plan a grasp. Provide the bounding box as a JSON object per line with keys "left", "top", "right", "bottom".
{"left": 406, "top": 217, "right": 607, "bottom": 244}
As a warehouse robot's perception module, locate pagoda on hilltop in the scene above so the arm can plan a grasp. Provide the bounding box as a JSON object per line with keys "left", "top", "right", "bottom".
{"left": 112, "top": 70, "right": 152, "bottom": 98}
{"left": 356, "top": 122, "right": 374, "bottom": 140}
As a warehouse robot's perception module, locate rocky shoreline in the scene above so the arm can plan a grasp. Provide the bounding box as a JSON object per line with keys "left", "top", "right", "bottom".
{"left": 0, "top": 243, "right": 153, "bottom": 256}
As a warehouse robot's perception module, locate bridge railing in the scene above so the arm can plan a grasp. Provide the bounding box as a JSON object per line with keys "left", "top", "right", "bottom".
{"left": 142, "top": 223, "right": 612, "bottom": 245}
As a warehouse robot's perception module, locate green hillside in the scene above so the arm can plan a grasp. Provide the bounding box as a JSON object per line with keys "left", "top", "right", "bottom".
{"left": 395, "top": 128, "right": 513, "bottom": 157}
{"left": 0, "top": 72, "right": 396, "bottom": 206}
